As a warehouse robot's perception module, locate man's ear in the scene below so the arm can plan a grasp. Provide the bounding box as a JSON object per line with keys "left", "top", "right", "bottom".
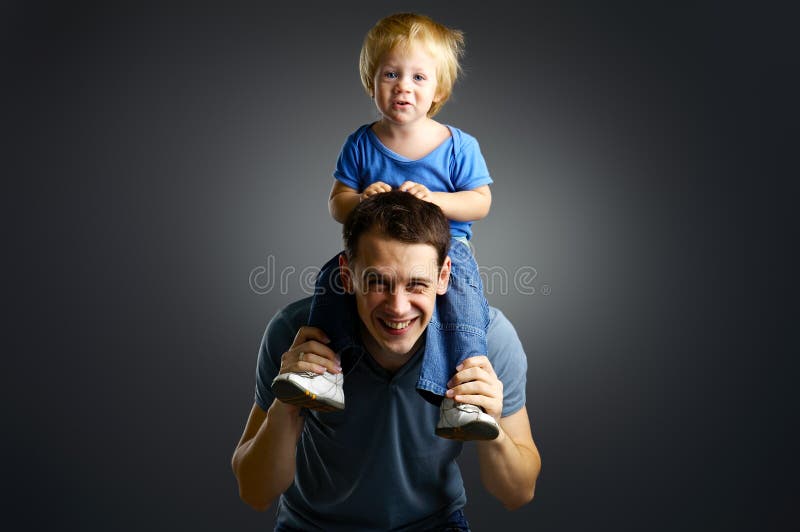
{"left": 339, "top": 254, "right": 354, "bottom": 294}
{"left": 436, "top": 256, "right": 451, "bottom": 295}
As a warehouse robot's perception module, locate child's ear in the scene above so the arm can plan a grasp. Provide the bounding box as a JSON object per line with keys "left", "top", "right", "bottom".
{"left": 436, "top": 256, "right": 451, "bottom": 295}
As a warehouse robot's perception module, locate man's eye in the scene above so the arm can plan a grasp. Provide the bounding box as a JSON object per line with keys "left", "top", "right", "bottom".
{"left": 408, "top": 283, "right": 427, "bottom": 293}
{"left": 366, "top": 279, "right": 387, "bottom": 291}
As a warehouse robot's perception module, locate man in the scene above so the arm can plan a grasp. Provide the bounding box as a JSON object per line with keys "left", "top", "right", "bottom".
{"left": 232, "top": 191, "right": 540, "bottom": 531}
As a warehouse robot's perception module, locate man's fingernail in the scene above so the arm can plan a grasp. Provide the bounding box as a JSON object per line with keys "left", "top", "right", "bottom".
{"left": 456, "top": 364, "right": 463, "bottom": 371}
{"left": 446, "top": 390, "right": 455, "bottom": 397}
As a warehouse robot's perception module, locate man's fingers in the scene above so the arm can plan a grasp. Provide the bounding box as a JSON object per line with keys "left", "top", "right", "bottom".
{"left": 293, "top": 326, "right": 330, "bottom": 346}
{"left": 448, "top": 356, "right": 503, "bottom": 419}
{"left": 448, "top": 380, "right": 495, "bottom": 398}
{"left": 297, "top": 339, "right": 339, "bottom": 364}
{"left": 285, "top": 326, "right": 341, "bottom": 374}
{"left": 297, "top": 350, "right": 342, "bottom": 373}
{"left": 458, "top": 355, "right": 497, "bottom": 377}
{"left": 447, "top": 366, "right": 490, "bottom": 387}
{"left": 451, "top": 394, "right": 492, "bottom": 410}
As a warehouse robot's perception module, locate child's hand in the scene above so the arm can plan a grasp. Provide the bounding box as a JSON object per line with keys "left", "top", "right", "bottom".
{"left": 361, "top": 181, "right": 392, "bottom": 200}
{"left": 399, "top": 181, "right": 432, "bottom": 202}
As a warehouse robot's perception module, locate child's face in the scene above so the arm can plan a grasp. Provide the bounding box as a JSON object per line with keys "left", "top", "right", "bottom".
{"left": 372, "top": 43, "right": 440, "bottom": 126}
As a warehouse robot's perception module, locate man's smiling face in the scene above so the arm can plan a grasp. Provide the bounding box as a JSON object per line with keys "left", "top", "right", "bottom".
{"left": 341, "top": 229, "right": 450, "bottom": 367}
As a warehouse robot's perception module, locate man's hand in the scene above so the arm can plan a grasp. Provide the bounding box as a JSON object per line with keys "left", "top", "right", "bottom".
{"left": 399, "top": 181, "right": 433, "bottom": 202}
{"left": 234, "top": 327, "right": 335, "bottom": 510}
{"left": 361, "top": 181, "right": 392, "bottom": 200}
{"left": 445, "top": 355, "right": 504, "bottom": 420}
{"left": 278, "top": 326, "right": 342, "bottom": 376}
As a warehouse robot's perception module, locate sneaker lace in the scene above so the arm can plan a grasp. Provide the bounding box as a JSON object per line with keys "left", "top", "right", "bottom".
{"left": 455, "top": 402, "right": 481, "bottom": 414}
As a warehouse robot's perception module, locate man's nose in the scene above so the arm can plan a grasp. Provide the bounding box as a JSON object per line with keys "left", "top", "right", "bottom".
{"left": 385, "top": 289, "right": 411, "bottom": 315}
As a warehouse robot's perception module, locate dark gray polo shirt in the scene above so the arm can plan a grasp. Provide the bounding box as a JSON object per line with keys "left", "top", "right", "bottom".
{"left": 255, "top": 297, "right": 527, "bottom": 531}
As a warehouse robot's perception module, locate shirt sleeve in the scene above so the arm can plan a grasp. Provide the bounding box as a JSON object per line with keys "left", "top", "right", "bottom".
{"left": 254, "top": 301, "right": 309, "bottom": 411}
{"left": 450, "top": 130, "right": 493, "bottom": 192}
{"left": 486, "top": 306, "right": 528, "bottom": 417}
{"left": 333, "top": 129, "right": 364, "bottom": 191}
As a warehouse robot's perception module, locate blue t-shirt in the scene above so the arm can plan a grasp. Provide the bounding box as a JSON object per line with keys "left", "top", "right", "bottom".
{"left": 255, "top": 297, "right": 528, "bottom": 531}
{"left": 333, "top": 124, "right": 493, "bottom": 240}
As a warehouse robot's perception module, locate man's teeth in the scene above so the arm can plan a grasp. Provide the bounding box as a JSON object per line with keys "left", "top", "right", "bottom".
{"left": 383, "top": 319, "right": 411, "bottom": 329}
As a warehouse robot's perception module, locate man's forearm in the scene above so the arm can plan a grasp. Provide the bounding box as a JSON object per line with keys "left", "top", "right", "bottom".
{"left": 232, "top": 401, "right": 305, "bottom": 511}
{"left": 476, "top": 410, "right": 541, "bottom": 510}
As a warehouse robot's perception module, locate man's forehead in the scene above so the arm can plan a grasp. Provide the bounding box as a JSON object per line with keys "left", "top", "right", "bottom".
{"left": 352, "top": 234, "right": 441, "bottom": 280}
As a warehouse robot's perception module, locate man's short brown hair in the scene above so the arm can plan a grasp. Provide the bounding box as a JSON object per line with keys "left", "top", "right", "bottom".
{"left": 343, "top": 191, "right": 451, "bottom": 267}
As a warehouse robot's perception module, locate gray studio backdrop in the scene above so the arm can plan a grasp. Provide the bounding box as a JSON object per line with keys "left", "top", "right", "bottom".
{"left": 7, "top": 1, "right": 790, "bottom": 531}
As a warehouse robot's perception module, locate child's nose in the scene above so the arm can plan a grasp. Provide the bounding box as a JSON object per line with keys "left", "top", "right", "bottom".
{"left": 396, "top": 76, "right": 412, "bottom": 91}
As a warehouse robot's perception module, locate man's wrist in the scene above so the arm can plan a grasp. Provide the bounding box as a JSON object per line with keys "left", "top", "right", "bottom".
{"left": 270, "top": 397, "right": 303, "bottom": 419}
{"left": 477, "top": 423, "right": 509, "bottom": 450}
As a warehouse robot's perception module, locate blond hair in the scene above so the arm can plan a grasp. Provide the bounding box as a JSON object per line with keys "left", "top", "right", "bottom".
{"left": 359, "top": 13, "right": 465, "bottom": 117}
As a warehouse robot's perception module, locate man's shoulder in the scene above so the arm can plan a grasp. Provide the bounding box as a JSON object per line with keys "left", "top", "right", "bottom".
{"left": 487, "top": 306, "right": 508, "bottom": 334}
{"left": 267, "top": 297, "right": 312, "bottom": 339}
{"left": 486, "top": 305, "right": 528, "bottom": 417}
{"left": 281, "top": 296, "right": 313, "bottom": 319}
{"left": 486, "top": 306, "right": 526, "bottom": 367}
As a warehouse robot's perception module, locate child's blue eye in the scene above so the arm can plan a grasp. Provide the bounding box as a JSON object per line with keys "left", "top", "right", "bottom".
{"left": 384, "top": 72, "right": 398, "bottom": 79}
{"left": 413, "top": 74, "right": 425, "bottom": 81}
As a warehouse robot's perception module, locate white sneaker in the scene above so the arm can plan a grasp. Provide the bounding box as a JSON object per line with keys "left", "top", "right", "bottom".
{"left": 435, "top": 398, "right": 500, "bottom": 441}
{"left": 271, "top": 371, "right": 345, "bottom": 412}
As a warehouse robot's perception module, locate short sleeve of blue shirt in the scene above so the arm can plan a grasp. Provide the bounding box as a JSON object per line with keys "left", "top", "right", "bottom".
{"left": 486, "top": 307, "right": 528, "bottom": 417}
{"left": 332, "top": 126, "right": 368, "bottom": 191}
{"left": 254, "top": 299, "right": 312, "bottom": 411}
{"left": 449, "top": 128, "right": 492, "bottom": 192}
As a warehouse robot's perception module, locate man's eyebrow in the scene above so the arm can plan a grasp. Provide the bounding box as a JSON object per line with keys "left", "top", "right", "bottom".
{"left": 362, "top": 271, "right": 390, "bottom": 281}
{"left": 361, "top": 273, "right": 433, "bottom": 283}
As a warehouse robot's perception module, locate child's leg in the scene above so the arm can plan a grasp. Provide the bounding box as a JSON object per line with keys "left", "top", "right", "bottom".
{"left": 307, "top": 252, "right": 356, "bottom": 355}
{"left": 417, "top": 239, "right": 489, "bottom": 405}
{"left": 271, "top": 252, "right": 353, "bottom": 412}
{"left": 421, "top": 239, "right": 498, "bottom": 440}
